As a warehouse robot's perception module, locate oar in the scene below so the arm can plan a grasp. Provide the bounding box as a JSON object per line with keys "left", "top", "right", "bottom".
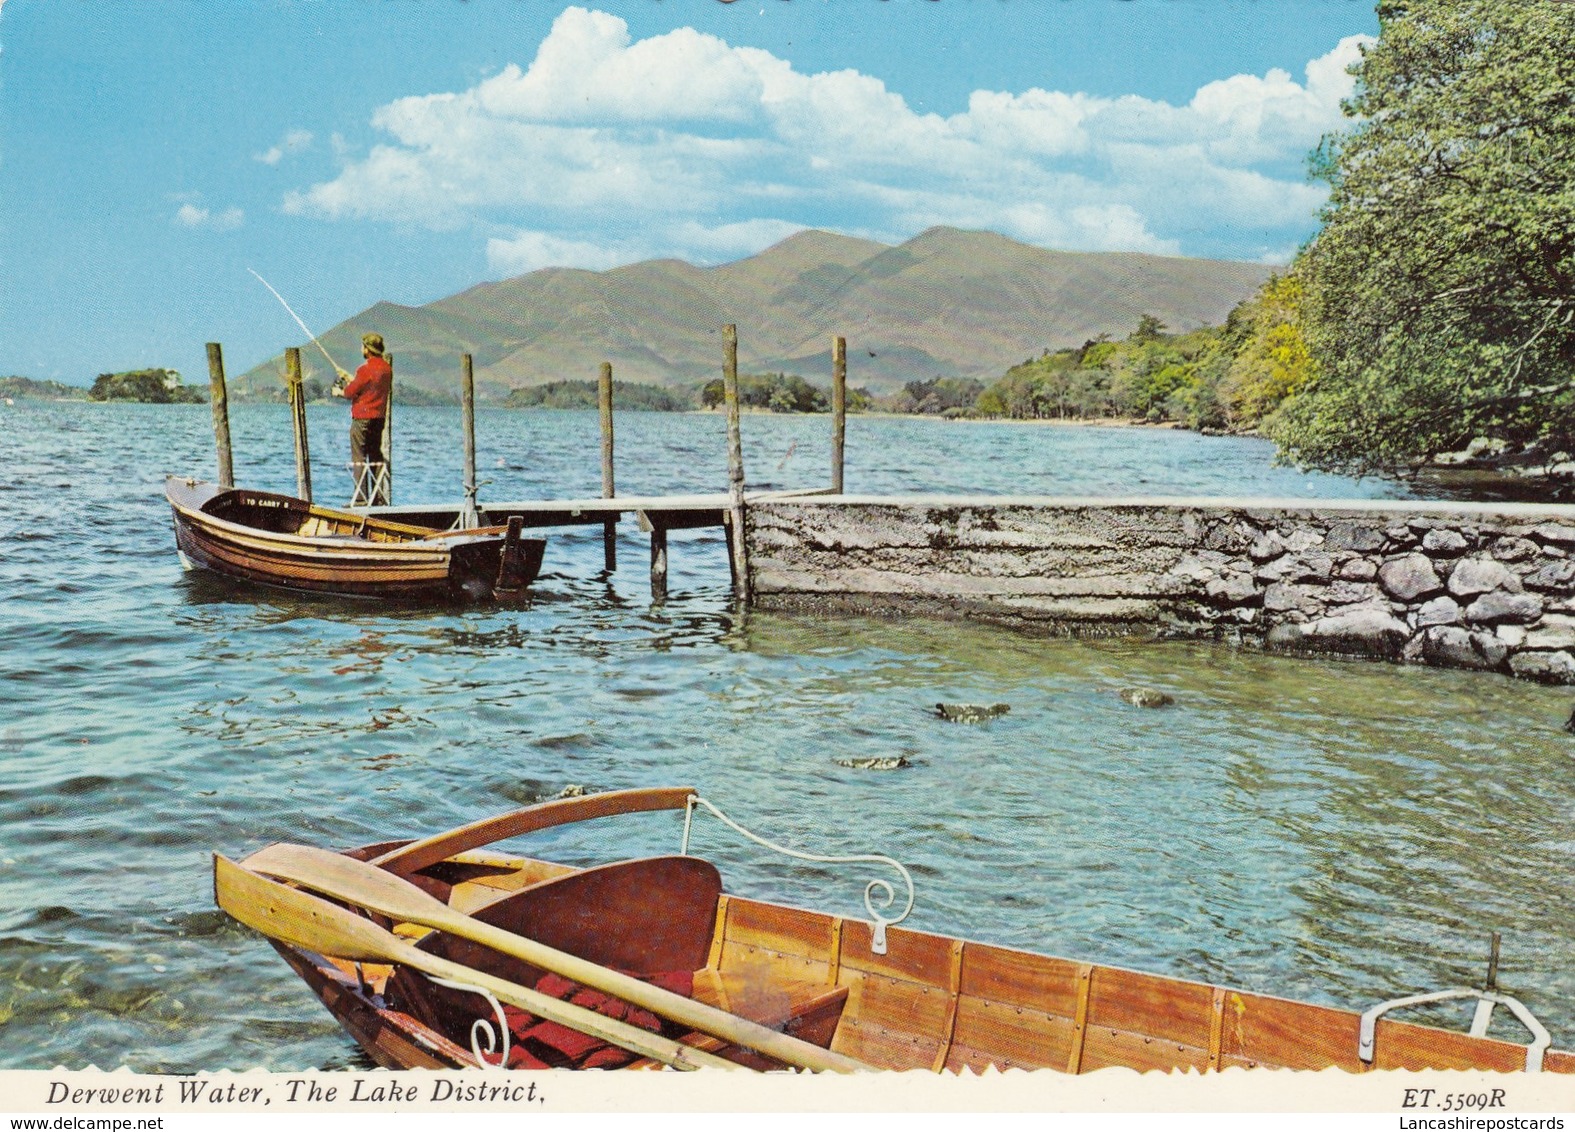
{"left": 242, "top": 842, "right": 869, "bottom": 1074}
{"left": 213, "top": 854, "right": 738, "bottom": 1072}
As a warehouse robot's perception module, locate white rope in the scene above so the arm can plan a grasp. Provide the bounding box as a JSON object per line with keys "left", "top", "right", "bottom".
{"left": 682, "top": 794, "right": 914, "bottom": 955}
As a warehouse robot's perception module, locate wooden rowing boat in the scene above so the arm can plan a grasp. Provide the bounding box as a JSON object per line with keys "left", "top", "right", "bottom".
{"left": 166, "top": 476, "right": 545, "bottom": 601}
{"left": 213, "top": 786, "right": 1573, "bottom": 1074}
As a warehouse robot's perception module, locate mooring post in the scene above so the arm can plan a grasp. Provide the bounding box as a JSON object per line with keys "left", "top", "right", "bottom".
{"left": 460, "top": 353, "right": 479, "bottom": 528}
{"left": 284, "top": 347, "right": 313, "bottom": 501}
{"left": 831, "top": 334, "right": 847, "bottom": 494}
{"left": 379, "top": 354, "right": 394, "bottom": 505}
{"left": 722, "top": 324, "right": 750, "bottom": 601}
{"left": 205, "top": 342, "right": 234, "bottom": 488}
{"left": 599, "top": 361, "right": 617, "bottom": 572}
{"left": 651, "top": 526, "right": 669, "bottom": 601}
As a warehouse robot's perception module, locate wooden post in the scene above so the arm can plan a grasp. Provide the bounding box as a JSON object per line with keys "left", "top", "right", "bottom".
{"left": 461, "top": 354, "right": 479, "bottom": 528}
{"left": 722, "top": 324, "right": 749, "bottom": 601}
{"left": 284, "top": 347, "right": 313, "bottom": 501}
{"left": 599, "top": 361, "right": 617, "bottom": 572}
{"left": 831, "top": 335, "right": 847, "bottom": 494}
{"left": 205, "top": 342, "right": 234, "bottom": 488}
{"left": 379, "top": 354, "right": 393, "bottom": 505}
{"left": 650, "top": 526, "right": 668, "bottom": 601}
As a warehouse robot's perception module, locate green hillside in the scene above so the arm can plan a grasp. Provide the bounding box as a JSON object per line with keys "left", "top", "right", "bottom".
{"left": 236, "top": 228, "right": 1271, "bottom": 400}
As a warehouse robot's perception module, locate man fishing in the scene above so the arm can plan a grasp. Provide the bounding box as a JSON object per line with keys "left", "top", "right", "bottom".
{"left": 333, "top": 333, "right": 393, "bottom": 506}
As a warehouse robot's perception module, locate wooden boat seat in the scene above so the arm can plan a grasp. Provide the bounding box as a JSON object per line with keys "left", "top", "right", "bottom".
{"left": 620, "top": 973, "right": 848, "bottom": 1070}
{"left": 414, "top": 856, "right": 723, "bottom": 987}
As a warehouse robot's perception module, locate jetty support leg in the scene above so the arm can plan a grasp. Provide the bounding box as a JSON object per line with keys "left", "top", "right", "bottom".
{"left": 599, "top": 361, "right": 617, "bottom": 572}
{"left": 722, "top": 324, "right": 749, "bottom": 602}
{"left": 461, "top": 354, "right": 479, "bottom": 528}
{"left": 832, "top": 335, "right": 846, "bottom": 494}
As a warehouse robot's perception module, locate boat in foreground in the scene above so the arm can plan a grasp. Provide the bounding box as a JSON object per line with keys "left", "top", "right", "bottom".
{"left": 213, "top": 786, "right": 1572, "bottom": 1074}
{"left": 166, "top": 476, "right": 545, "bottom": 601}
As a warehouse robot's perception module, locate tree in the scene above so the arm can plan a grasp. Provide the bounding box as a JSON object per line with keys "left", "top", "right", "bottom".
{"left": 1274, "top": 0, "right": 1575, "bottom": 475}
{"left": 1219, "top": 275, "right": 1316, "bottom": 428}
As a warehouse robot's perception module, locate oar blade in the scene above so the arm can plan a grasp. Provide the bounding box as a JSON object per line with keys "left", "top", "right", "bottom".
{"left": 243, "top": 842, "right": 449, "bottom": 928}
{"left": 213, "top": 853, "right": 399, "bottom": 963}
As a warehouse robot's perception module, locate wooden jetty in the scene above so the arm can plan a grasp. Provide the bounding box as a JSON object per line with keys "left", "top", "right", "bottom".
{"left": 200, "top": 327, "right": 850, "bottom": 599}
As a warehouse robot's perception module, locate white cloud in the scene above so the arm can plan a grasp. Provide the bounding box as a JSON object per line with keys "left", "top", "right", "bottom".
{"left": 284, "top": 8, "right": 1372, "bottom": 270}
{"left": 174, "top": 203, "right": 244, "bottom": 231}
{"left": 255, "top": 129, "right": 314, "bottom": 165}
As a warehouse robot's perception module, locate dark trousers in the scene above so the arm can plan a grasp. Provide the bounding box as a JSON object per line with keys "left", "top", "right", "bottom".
{"left": 350, "top": 417, "right": 386, "bottom": 467}
{"left": 350, "top": 417, "right": 388, "bottom": 505}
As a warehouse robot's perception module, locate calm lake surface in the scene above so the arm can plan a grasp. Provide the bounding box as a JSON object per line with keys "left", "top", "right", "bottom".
{"left": 1, "top": 401, "right": 1571, "bottom": 1071}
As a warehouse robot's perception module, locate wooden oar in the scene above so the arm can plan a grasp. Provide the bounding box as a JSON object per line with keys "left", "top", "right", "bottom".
{"left": 213, "top": 854, "right": 738, "bottom": 1072}
{"left": 242, "top": 842, "right": 869, "bottom": 1074}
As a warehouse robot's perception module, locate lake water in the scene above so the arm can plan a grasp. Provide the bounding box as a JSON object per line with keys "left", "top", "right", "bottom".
{"left": 0, "top": 401, "right": 1571, "bottom": 1071}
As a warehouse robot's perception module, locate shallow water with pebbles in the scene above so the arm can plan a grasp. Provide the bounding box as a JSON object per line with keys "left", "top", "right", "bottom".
{"left": 0, "top": 400, "right": 1571, "bottom": 1071}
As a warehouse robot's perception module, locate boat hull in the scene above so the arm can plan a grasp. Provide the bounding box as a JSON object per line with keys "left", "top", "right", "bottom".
{"left": 216, "top": 789, "right": 1575, "bottom": 1075}
{"left": 166, "top": 477, "right": 544, "bottom": 600}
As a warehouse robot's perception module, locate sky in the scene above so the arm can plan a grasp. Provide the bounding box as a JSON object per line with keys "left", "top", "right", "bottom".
{"left": 0, "top": 1, "right": 1380, "bottom": 385}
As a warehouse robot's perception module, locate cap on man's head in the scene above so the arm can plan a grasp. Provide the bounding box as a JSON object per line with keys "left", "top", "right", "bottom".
{"left": 361, "top": 333, "right": 386, "bottom": 358}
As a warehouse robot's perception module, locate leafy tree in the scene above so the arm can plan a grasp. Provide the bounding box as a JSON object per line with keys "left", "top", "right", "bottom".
{"left": 699, "top": 372, "right": 830, "bottom": 412}
{"left": 1274, "top": 0, "right": 1575, "bottom": 474}
{"left": 1219, "top": 275, "right": 1316, "bottom": 427}
{"left": 507, "top": 379, "right": 688, "bottom": 411}
{"left": 89, "top": 368, "right": 204, "bottom": 403}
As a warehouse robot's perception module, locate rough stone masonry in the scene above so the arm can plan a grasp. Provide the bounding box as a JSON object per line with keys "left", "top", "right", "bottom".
{"left": 746, "top": 495, "right": 1575, "bottom": 684}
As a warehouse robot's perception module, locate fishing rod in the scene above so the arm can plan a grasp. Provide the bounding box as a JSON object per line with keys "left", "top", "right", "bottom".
{"left": 247, "top": 268, "right": 347, "bottom": 382}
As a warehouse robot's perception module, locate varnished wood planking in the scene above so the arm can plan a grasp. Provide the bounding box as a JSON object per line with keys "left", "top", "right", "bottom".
{"left": 945, "top": 995, "right": 1075, "bottom": 1071}
{"left": 832, "top": 979, "right": 947, "bottom": 1070}
{"left": 1372, "top": 1018, "right": 1531, "bottom": 1072}
{"left": 1079, "top": 1025, "right": 1211, "bottom": 1073}
{"left": 960, "top": 942, "right": 1084, "bottom": 1017}
{"left": 1086, "top": 966, "right": 1216, "bottom": 1051}
{"left": 723, "top": 898, "right": 836, "bottom": 964}
{"left": 1221, "top": 991, "right": 1364, "bottom": 1071}
{"left": 838, "top": 919, "right": 957, "bottom": 988}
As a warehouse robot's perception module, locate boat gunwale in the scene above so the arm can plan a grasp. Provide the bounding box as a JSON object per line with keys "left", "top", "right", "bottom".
{"left": 165, "top": 477, "right": 503, "bottom": 554}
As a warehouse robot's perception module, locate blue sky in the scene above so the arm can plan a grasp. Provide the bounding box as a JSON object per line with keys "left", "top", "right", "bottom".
{"left": 0, "top": 1, "right": 1379, "bottom": 384}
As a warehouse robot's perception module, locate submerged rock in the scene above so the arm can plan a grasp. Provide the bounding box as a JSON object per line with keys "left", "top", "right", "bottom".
{"left": 934, "top": 702, "right": 1011, "bottom": 723}
{"left": 835, "top": 756, "right": 910, "bottom": 771}
{"left": 1119, "top": 688, "right": 1175, "bottom": 708}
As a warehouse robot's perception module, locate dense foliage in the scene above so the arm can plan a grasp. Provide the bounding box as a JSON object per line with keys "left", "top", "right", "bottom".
{"left": 507, "top": 379, "right": 690, "bottom": 411}
{"left": 88, "top": 369, "right": 206, "bottom": 403}
{"left": 1273, "top": 0, "right": 1575, "bottom": 475}
{"left": 965, "top": 317, "right": 1237, "bottom": 430}
{"left": 699, "top": 372, "right": 871, "bottom": 413}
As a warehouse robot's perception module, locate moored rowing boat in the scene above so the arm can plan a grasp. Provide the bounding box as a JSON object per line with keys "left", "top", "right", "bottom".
{"left": 213, "top": 787, "right": 1573, "bottom": 1073}
{"left": 166, "top": 476, "right": 544, "bottom": 601}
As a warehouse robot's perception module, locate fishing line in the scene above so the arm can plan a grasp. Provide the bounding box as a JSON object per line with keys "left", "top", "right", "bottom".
{"left": 248, "top": 268, "right": 346, "bottom": 378}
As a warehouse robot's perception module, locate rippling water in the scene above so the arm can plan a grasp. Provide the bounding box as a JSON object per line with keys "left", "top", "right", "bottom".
{"left": 0, "top": 401, "right": 1571, "bottom": 1071}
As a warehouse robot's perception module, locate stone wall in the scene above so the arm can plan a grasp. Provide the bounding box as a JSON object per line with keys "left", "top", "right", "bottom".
{"left": 746, "top": 495, "right": 1575, "bottom": 684}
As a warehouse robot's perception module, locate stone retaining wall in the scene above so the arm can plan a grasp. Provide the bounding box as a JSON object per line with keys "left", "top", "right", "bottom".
{"left": 745, "top": 495, "right": 1575, "bottom": 684}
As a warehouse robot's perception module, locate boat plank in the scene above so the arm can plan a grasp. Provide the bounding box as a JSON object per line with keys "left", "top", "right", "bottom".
{"left": 1221, "top": 991, "right": 1364, "bottom": 1071}
{"left": 1086, "top": 966, "right": 1216, "bottom": 1051}
{"left": 960, "top": 942, "right": 1084, "bottom": 1017}
{"left": 945, "top": 995, "right": 1075, "bottom": 1071}
{"left": 1371, "top": 1018, "right": 1531, "bottom": 1072}
{"left": 1079, "top": 1026, "right": 1211, "bottom": 1074}
{"left": 829, "top": 972, "right": 952, "bottom": 1068}
{"left": 838, "top": 919, "right": 956, "bottom": 988}
{"left": 721, "top": 897, "right": 836, "bottom": 965}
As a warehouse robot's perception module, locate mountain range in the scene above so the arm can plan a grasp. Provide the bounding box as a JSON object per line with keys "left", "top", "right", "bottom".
{"left": 236, "top": 227, "right": 1274, "bottom": 400}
